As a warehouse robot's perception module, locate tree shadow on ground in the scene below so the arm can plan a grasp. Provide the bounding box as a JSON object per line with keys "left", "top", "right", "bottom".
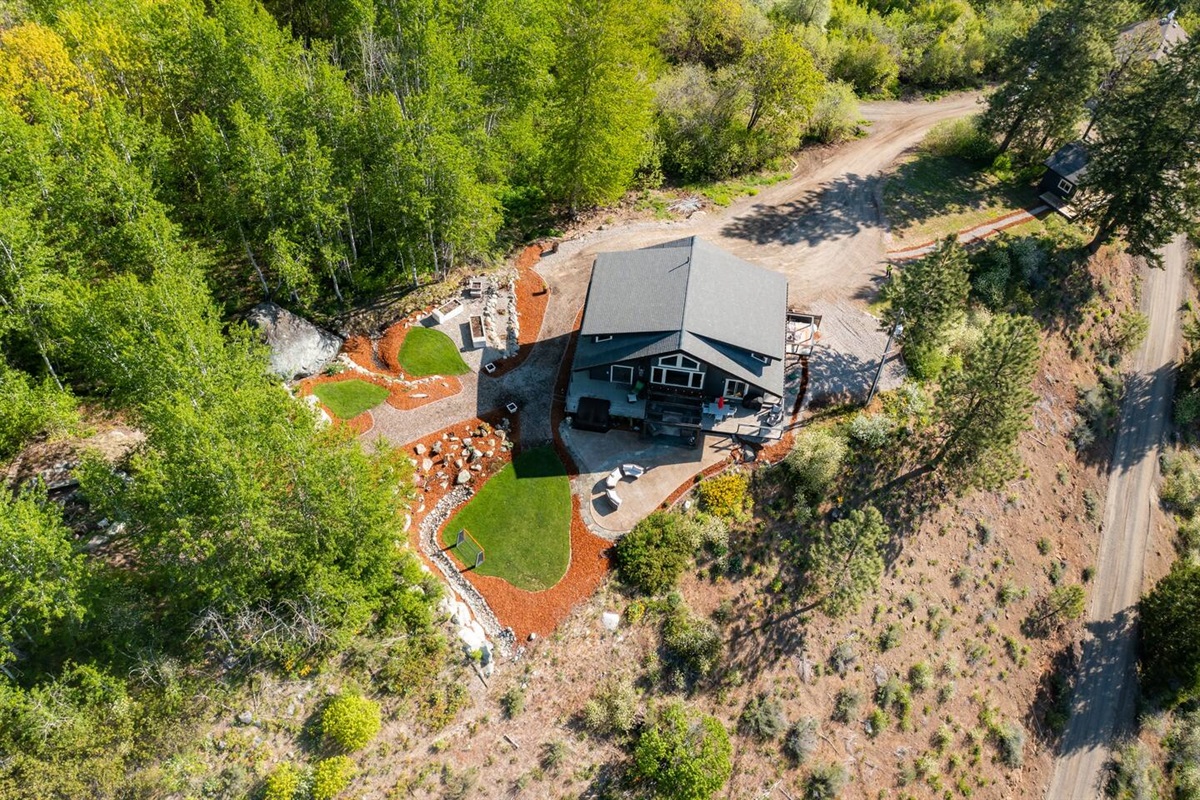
{"left": 884, "top": 154, "right": 1034, "bottom": 240}
{"left": 720, "top": 173, "right": 883, "bottom": 248}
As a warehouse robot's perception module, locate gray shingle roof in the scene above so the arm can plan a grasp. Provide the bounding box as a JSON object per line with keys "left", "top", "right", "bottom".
{"left": 575, "top": 237, "right": 788, "bottom": 396}
{"left": 579, "top": 237, "right": 788, "bottom": 358}
{"left": 1044, "top": 142, "right": 1089, "bottom": 183}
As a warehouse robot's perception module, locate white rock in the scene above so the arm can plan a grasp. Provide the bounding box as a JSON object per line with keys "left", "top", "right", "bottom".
{"left": 601, "top": 612, "right": 620, "bottom": 631}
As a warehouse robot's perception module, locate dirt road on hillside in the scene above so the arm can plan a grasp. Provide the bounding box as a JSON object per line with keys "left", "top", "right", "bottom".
{"left": 1045, "top": 237, "right": 1187, "bottom": 800}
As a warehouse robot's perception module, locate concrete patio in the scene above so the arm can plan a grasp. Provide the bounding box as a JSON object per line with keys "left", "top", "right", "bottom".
{"left": 561, "top": 425, "right": 737, "bottom": 538}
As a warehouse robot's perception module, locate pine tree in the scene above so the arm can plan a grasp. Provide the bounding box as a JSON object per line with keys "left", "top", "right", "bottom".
{"left": 807, "top": 505, "right": 888, "bottom": 618}
{"left": 1140, "top": 560, "right": 1200, "bottom": 700}
{"left": 932, "top": 314, "right": 1040, "bottom": 490}
{"left": 978, "top": 0, "right": 1116, "bottom": 155}
{"left": 884, "top": 236, "right": 971, "bottom": 361}
{"left": 1080, "top": 36, "right": 1200, "bottom": 262}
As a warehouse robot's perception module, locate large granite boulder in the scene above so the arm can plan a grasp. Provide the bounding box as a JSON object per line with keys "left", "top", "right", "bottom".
{"left": 247, "top": 302, "right": 342, "bottom": 380}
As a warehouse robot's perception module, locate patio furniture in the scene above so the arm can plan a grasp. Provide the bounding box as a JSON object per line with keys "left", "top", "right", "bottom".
{"left": 605, "top": 468, "right": 622, "bottom": 489}
{"left": 702, "top": 402, "right": 732, "bottom": 422}
{"left": 605, "top": 488, "right": 622, "bottom": 509}
{"left": 763, "top": 404, "right": 784, "bottom": 426}
{"left": 621, "top": 464, "right": 646, "bottom": 479}
{"left": 626, "top": 392, "right": 639, "bottom": 404}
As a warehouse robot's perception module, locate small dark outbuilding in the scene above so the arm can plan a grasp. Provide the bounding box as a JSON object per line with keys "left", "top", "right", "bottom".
{"left": 1040, "top": 142, "right": 1089, "bottom": 202}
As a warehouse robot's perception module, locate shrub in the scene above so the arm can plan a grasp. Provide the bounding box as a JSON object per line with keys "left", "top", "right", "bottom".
{"left": 321, "top": 693, "right": 382, "bottom": 753}
{"left": 1106, "top": 743, "right": 1162, "bottom": 800}
{"left": 616, "top": 511, "right": 697, "bottom": 594}
{"left": 921, "top": 116, "right": 994, "bottom": 163}
{"left": 783, "top": 428, "right": 847, "bottom": 506}
{"left": 866, "top": 707, "right": 887, "bottom": 738}
{"left": 832, "top": 688, "right": 861, "bottom": 723}
{"left": 631, "top": 702, "right": 732, "bottom": 800}
{"left": 909, "top": 662, "right": 933, "bottom": 692}
{"left": 807, "top": 81, "right": 859, "bottom": 144}
{"left": 582, "top": 676, "right": 638, "bottom": 737}
{"left": 805, "top": 762, "right": 848, "bottom": 799}
{"left": 848, "top": 412, "right": 895, "bottom": 449}
{"left": 784, "top": 717, "right": 819, "bottom": 765}
{"left": 1168, "top": 708, "right": 1200, "bottom": 798}
{"left": 994, "top": 722, "right": 1026, "bottom": 768}
{"left": 263, "top": 763, "right": 301, "bottom": 800}
{"left": 663, "top": 604, "right": 723, "bottom": 684}
{"left": 1163, "top": 451, "right": 1200, "bottom": 518}
{"left": 739, "top": 694, "right": 786, "bottom": 741}
{"left": 501, "top": 686, "right": 525, "bottom": 718}
{"left": 696, "top": 472, "right": 750, "bottom": 519}
{"left": 829, "top": 641, "right": 857, "bottom": 676}
{"left": 310, "top": 756, "right": 355, "bottom": 800}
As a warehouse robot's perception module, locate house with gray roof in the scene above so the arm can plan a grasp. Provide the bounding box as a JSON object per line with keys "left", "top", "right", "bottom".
{"left": 1040, "top": 141, "right": 1089, "bottom": 207}
{"left": 566, "top": 237, "right": 803, "bottom": 446}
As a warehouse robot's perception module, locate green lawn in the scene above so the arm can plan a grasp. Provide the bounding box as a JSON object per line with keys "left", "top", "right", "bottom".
{"left": 312, "top": 379, "right": 389, "bottom": 419}
{"left": 884, "top": 154, "right": 1037, "bottom": 248}
{"left": 442, "top": 446, "right": 571, "bottom": 591}
{"left": 398, "top": 326, "right": 470, "bottom": 377}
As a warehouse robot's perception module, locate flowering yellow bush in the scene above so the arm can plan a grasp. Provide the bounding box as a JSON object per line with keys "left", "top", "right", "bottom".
{"left": 695, "top": 472, "right": 749, "bottom": 519}
{"left": 321, "top": 693, "right": 382, "bottom": 752}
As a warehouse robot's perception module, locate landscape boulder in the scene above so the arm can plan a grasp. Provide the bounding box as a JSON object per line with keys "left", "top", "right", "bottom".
{"left": 456, "top": 470, "right": 471, "bottom": 485}
{"left": 247, "top": 301, "right": 341, "bottom": 380}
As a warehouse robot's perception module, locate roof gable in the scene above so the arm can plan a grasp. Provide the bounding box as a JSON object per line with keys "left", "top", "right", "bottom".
{"left": 579, "top": 236, "right": 787, "bottom": 361}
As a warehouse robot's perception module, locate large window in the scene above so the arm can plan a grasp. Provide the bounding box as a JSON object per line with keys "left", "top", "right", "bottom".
{"left": 723, "top": 379, "right": 748, "bottom": 398}
{"left": 610, "top": 364, "right": 634, "bottom": 384}
{"left": 651, "top": 367, "right": 704, "bottom": 389}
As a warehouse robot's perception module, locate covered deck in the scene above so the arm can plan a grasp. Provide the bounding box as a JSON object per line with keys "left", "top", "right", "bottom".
{"left": 565, "top": 374, "right": 786, "bottom": 443}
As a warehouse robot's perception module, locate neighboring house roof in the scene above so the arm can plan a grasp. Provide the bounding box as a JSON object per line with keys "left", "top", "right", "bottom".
{"left": 575, "top": 237, "right": 788, "bottom": 395}
{"left": 580, "top": 236, "right": 788, "bottom": 357}
{"left": 1117, "top": 16, "right": 1189, "bottom": 63}
{"left": 1044, "top": 142, "right": 1089, "bottom": 183}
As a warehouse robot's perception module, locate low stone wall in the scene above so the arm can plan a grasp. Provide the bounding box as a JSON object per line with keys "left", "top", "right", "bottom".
{"left": 417, "top": 486, "right": 517, "bottom": 657}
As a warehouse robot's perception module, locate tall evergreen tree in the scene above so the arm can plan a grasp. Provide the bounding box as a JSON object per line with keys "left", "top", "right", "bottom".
{"left": 884, "top": 236, "right": 970, "bottom": 369}
{"left": 1140, "top": 560, "right": 1200, "bottom": 701}
{"left": 1080, "top": 36, "right": 1200, "bottom": 262}
{"left": 932, "top": 314, "right": 1040, "bottom": 489}
{"left": 979, "top": 0, "right": 1116, "bottom": 154}
{"left": 807, "top": 505, "right": 888, "bottom": 618}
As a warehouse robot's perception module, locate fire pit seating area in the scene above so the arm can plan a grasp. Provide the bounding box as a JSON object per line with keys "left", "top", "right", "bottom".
{"left": 604, "top": 463, "right": 647, "bottom": 509}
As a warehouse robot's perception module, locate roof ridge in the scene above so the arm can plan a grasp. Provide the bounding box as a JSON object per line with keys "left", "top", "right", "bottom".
{"left": 677, "top": 236, "right": 699, "bottom": 334}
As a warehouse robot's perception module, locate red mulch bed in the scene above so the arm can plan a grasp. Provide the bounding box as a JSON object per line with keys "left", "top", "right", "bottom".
{"left": 483, "top": 244, "right": 551, "bottom": 379}
{"left": 343, "top": 334, "right": 389, "bottom": 374}
{"left": 385, "top": 375, "right": 463, "bottom": 411}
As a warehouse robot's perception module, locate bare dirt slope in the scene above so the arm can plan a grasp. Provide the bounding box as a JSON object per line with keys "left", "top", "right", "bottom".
{"left": 1045, "top": 236, "right": 1188, "bottom": 800}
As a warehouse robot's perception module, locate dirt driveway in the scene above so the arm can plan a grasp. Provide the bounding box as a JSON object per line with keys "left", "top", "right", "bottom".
{"left": 1044, "top": 237, "right": 1187, "bottom": 800}
{"left": 534, "top": 92, "right": 983, "bottom": 404}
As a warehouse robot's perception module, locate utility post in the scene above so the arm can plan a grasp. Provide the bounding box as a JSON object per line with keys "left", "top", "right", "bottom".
{"left": 867, "top": 308, "right": 904, "bottom": 406}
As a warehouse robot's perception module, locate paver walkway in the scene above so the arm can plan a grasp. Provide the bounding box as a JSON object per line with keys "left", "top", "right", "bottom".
{"left": 886, "top": 204, "right": 1051, "bottom": 262}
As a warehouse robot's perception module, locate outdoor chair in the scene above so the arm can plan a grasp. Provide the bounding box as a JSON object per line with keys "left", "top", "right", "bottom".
{"left": 605, "top": 488, "right": 622, "bottom": 509}
{"left": 621, "top": 464, "right": 646, "bottom": 479}
{"left": 605, "top": 468, "right": 623, "bottom": 489}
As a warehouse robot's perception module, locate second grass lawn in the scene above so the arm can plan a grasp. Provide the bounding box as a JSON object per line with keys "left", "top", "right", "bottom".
{"left": 398, "top": 327, "right": 470, "bottom": 377}
{"left": 313, "top": 379, "right": 389, "bottom": 419}
{"left": 442, "top": 446, "right": 571, "bottom": 591}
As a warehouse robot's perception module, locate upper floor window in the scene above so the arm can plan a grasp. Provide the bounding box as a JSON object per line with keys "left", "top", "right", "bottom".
{"left": 657, "top": 354, "right": 701, "bottom": 370}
